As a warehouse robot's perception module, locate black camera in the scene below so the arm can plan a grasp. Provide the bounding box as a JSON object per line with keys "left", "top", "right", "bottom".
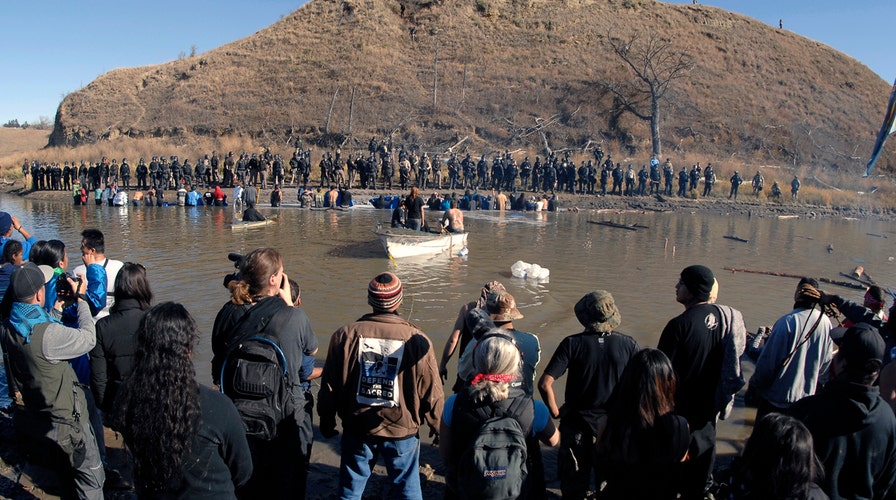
{"left": 223, "top": 252, "right": 244, "bottom": 288}
{"left": 56, "top": 272, "right": 82, "bottom": 299}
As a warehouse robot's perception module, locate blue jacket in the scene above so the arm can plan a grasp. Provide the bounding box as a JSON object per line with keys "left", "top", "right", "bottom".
{"left": 47, "top": 264, "right": 106, "bottom": 385}
{"left": 186, "top": 190, "right": 203, "bottom": 206}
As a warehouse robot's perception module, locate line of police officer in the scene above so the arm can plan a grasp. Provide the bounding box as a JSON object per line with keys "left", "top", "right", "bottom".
{"left": 25, "top": 141, "right": 734, "bottom": 199}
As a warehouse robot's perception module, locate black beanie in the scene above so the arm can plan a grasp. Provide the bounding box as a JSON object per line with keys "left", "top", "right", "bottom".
{"left": 680, "top": 265, "right": 714, "bottom": 302}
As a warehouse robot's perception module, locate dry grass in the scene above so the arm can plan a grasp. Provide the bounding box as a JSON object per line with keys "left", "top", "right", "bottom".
{"left": 41, "top": 0, "right": 894, "bottom": 178}
{"left": 0, "top": 128, "right": 49, "bottom": 158}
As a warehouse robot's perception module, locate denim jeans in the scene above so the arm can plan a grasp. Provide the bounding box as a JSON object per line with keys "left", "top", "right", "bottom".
{"left": 338, "top": 433, "right": 421, "bottom": 500}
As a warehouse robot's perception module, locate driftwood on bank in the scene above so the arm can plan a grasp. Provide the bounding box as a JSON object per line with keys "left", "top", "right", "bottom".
{"left": 840, "top": 265, "right": 876, "bottom": 286}
{"left": 723, "top": 267, "right": 867, "bottom": 291}
{"left": 856, "top": 266, "right": 876, "bottom": 285}
{"left": 840, "top": 273, "right": 875, "bottom": 287}
{"left": 588, "top": 220, "right": 648, "bottom": 231}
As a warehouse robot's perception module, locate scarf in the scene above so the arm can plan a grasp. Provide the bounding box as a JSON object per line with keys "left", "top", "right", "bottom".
{"left": 470, "top": 373, "right": 514, "bottom": 385}
{"left": 9, "top": 302, "right": 60, "bottom": 343}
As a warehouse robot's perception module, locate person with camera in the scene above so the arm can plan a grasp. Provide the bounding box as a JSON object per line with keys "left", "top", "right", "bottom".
{"left": 211, "top": 248, "right": 317, "bottom": 498}
{"left": 27, "top": 239, "right": 107, "bottom": 338}
{"left": 27, "top": 240, "right": 116, "bottom": 480}
{"left": 748, "top": 278, "right": 834, "bottom": 422}
{"left": 0, "top": 263, "right": 105, "bottom": 499}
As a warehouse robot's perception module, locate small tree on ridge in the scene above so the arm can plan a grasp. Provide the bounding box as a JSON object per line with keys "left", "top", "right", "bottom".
{"left": 599, "top": 32, "right": 694, "bottom": 157}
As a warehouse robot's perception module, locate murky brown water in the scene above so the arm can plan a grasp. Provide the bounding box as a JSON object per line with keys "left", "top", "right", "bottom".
{"left": 7, "top": 193, "right": 896, "bottom": 454}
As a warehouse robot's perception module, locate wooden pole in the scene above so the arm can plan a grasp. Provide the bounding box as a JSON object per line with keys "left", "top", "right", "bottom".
{"left": 461, "top": 59, "right": 467, "bottom": 103}
{"left": 348, "top": 86, "right": 355, "bottom": 134}
{"left": 325, "top": 88, "right": 339, "bottom": 134}
{"left": 432, "top": 51, "right": 438, "bottom": 110}
{"left": 723, "top": 267, "right": 867, "bottom": 291}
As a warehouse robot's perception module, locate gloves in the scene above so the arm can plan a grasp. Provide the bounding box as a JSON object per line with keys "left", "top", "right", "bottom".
{"left": 320, "top": 416, "right": 339, "bottom": 438}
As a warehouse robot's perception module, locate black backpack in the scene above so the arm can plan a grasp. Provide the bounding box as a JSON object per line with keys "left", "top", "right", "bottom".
{"left": 219, "top": 298, "right": 295, "bottom": 440}
{"left": 456, "top": 396, "right": 532, "bottom": 500}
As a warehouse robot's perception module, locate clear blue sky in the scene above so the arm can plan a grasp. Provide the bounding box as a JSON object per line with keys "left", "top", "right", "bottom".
{"left": 1, "top": 0, "right": 893, "bottom": 125}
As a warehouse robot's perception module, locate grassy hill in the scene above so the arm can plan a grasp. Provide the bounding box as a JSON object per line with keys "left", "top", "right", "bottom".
{"left": 0, "top": 128, "right": 51, "bottom": 159}
{"left": 47, "top": 0, "right": 894, "bottom": 175}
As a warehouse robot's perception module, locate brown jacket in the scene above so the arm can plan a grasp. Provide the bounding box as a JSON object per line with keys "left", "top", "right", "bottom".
{"left": 318, "top": 312, "right": 443, "bottom": 439}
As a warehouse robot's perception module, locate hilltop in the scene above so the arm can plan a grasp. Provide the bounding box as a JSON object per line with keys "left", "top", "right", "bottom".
{"left": 48, "top": 0, "right": 894, "bottom": 174}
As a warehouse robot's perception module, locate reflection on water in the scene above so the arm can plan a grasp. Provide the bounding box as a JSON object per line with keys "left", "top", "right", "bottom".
{"left": 5, "top": 194, "right": 896, "bottom": 453}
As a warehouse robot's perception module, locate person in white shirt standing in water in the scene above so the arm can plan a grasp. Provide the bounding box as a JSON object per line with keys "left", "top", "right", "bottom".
{"left": 73, "top": 229, "right": 123, "bottom": 320}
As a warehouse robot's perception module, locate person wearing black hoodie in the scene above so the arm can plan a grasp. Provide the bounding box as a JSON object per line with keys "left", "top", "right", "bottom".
{"left": 788, "top": 324, "right": 896, "bottom": 500}
{"left": 90, "top": 262, "right": 153, "bottom": 417}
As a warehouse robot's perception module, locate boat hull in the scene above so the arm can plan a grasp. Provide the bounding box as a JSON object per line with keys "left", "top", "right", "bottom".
{"left": 375, "top": 229, "right": 468, "bottom": 258}
{"left": 232, "top": 215, "right": 278, "bottom": 230}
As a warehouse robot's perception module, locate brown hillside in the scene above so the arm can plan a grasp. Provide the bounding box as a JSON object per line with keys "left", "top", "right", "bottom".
{"left": 49, "top": 0, "right": 894, "bottom": 173}
{"left": 0, "top": 128, "right": 50, "bottom": 159}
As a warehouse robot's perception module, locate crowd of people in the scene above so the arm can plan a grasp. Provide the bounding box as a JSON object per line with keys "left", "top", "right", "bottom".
{"left": 0, "top": 208, "right": 893, "bottom": 499}
{"left": 22, "top": 139, "right": 806, "bottom": 208}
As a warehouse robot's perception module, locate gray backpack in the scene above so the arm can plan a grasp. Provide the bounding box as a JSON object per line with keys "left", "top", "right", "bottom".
{"left": 458, "top": 399, "right": 530, "bottom": 500}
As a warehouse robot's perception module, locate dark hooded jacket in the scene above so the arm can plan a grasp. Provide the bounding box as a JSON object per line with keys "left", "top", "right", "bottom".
{"left": 90, "top": 298, "right": 146, "bottom": 413}
{"left": 788, "top": 380, "right": 896, "bottom": 500}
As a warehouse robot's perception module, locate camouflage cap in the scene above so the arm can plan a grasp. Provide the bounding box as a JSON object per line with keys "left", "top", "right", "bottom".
{"left": 574, "top": 291, "right": 621, "bottom": 333}
{"left": 486, "top": 291, "right": 523, "bottom": 322}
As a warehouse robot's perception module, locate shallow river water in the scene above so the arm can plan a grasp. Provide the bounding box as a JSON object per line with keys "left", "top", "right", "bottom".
{"left": 3, "top": 193, "right": 895, "bottom": 455}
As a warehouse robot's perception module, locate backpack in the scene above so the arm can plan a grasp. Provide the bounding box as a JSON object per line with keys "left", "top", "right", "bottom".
{"left": 457, "top": 397, "right": 531, "bottom": 500}
{"left": 219, "top": 298, "right": 295, "bottom": 440}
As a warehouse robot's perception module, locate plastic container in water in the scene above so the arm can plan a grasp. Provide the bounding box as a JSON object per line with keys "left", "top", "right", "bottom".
{"left": 511, "top": 260, "right": 550, "bottom": 280}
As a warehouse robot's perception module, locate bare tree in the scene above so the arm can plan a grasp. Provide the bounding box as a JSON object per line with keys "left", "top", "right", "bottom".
{"left": 599, "top": 32, "right": 694, "bottom": 157}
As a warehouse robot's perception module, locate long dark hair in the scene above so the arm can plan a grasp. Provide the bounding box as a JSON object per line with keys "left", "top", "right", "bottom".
{"left": 111, "top": 262, "right": 153, "bottom": 312}
{"left": 738, "top": 413, "right": 823, "bottom": 499}
{"left": 601, "top": 348, "right": 677, "bottom": 460}
{"left": 116, "top": 302, "right": 201, "bottom": 492}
